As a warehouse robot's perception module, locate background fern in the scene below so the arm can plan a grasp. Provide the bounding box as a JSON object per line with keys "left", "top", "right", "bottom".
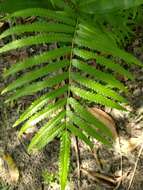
{"left": 0, "top": 1, "right": 143, "bottom": 189}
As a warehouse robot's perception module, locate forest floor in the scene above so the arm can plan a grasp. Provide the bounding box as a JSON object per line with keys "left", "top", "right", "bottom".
{"left": 0, "top": 25, "right": 143, "bottom": 190}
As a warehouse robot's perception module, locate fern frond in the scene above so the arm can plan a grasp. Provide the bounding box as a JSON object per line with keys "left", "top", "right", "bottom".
{"left": 67, "top": 110, "right": 111, "bottom": 145}
{"left": 0, "top": 23, "right": 74, "bottom": 40}
{"left": 67, "top": 124, "right": 93, "bottom": 148}
{"left": 0, "top": 34, "right": 72, "bottom": 54}
{"left": 2, "top": 60, "right": 69, "bottom": 94}
{"left": 73, "top": 48, "right": 134, "bottom": 79}
{"left": 59, "top": 131, "right": 71, "bottom": 190}
{"left": 18, "top": 99, "right": 66, "bottom": 137}
{"left": 70, "top": 86, "right": 125, "bottom": 110}
{"left": 28, "top": 111, "right": 66, "bottom": 151}
{"left": 72, "top": 59, "right": 127, "bottom": 91}
{"left": 0, "top": 4, "right": 142, "bottom": 190}
{"left": 4, "top": 47, "right": 71, "bottom": 77}
{"left": 72, "top": 115, "right": 111, "bottom": 145}
{"left": 4, "top": 8, "right": 76, "bottom": 25}
{"left": 68, "top": 98, "right": 113, "bottom": 138}
{"left": 0, "top": 0, "right": 53, "bottom": 14}
{"left": 75, "top": 22, "right": 142, "bottom": 66}
{"left": 71, "top": 72, "right": 127, "bottom": 102}
{"left": 13, "top": 86, "right": 68, "bottom": 127}
{"left": 5, "top": 73, "right": 68, "bottom": 102}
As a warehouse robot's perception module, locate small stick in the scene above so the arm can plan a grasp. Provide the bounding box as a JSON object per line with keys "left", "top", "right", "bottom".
{"left": 127, "top": 144, "right": 143, "bottom": 190}
{"left": 114, "top": 137, "right": 123, "bottom": 190}
{"left": 73, "top": 136, "right": 81, "bottom": 189}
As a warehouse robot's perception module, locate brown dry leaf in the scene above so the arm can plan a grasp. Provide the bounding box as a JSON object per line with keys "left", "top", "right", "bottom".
{"left": 88, "top": 107, "right": 118, "bottom": 139}
{"left": 0, "top": 153, "right": 19, "bottom": 184}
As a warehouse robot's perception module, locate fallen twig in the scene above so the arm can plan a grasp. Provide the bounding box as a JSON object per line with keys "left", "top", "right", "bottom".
{"left": 127, "top": 144, "right": 143, "bottom": 190}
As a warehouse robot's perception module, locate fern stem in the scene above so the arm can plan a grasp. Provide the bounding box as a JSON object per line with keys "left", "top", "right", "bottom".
{"left": 65, "top": 19, "right": 78, "bottom": 124}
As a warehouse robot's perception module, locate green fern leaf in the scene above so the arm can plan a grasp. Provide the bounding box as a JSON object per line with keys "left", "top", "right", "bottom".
{"left": 70, "top": 114, "right": 111, "bottom": 145}
{"left": 71, "top": 72, "right": 127, "bottom": 102}
{"left": 68, "top": 98, "right": 113, "bottom": 137}
{"left": 4, "top": 8, "right": 76, "bottom": 25}
{"left": 68, "top": 110, "right": 111, "bottom": 145}
{"left": 70, "top": 86, "right": 125, "bottom": 110}
{"left": 5, "top": 73, "right": 68, "bottom": 102}
{"left": 67, "top": 124, "right": 93, "bottom": 148}
{"left": 2, "top": 60, "right": 69, "bottom": 94}
{"left": 4, "top": 47, "right": 71, "bottom": 77}
{"left": 18, "top": 99, "right": 66, "bottom": 137}
{"left": 0, "top": 23, "right": 74, "bottom": 40}
{"left": 79, "top": 0, "right": 143, "bottom": 14}
{"left": 72, "top": 59, "right": 127, "bottom": 91}
{"left": 59, "top": 131, "right": 71, "bottom": 190}
{"left": 0, "top": 4, "right": 142, "bottom": 190}
{"left": 0, "top": 0, "right": 53, "bottom": 13}
{"left": 73, "top": 48, "right": 134, "bottom": 79}
{"left": 0, "top": 34, "right": 72, "bottom": 54}
{"left": 75, "top": 22, "right": 142, "bottom": 66}
{"left": 75, "top": 34, "right": 142, "bottom": 66}
{"left": 28, "top": 111, "right": 66, "bottom": 151}
{"left": 13, "top": 85, "right": 68, "bottom": 127}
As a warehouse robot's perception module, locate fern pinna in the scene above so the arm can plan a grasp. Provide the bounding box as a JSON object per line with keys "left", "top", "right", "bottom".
{"left": 0, "top": 1, "right": 142, "bottom": 189}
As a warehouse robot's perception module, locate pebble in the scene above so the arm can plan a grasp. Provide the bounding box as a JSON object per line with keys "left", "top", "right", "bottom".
{"left": 133, "top": 88, "right": 142, "bottom": 96}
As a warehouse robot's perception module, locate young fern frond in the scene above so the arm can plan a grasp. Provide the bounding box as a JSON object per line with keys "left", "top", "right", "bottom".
{"left": 0, "top": 2, "right": 142, "bottom": 189}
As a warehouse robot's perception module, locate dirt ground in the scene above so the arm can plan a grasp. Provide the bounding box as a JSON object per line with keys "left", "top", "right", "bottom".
{"left": 0, "top": 26, "right": 143, "bottom": 190}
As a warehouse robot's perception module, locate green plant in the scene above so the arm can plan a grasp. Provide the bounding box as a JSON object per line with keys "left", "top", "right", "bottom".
{"left": 42, "top": 170, "right": 58, "bottom": 185}
{"left": 0, "top": 1, "right": 143, "bottom": 189}
{"left": 0, "top": 183, "right": 11, "bottom": 190}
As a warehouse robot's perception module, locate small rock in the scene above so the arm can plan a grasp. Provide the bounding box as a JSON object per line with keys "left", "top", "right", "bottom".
{"left": 133, "top": 88, "right": 141, "bottom": 96}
